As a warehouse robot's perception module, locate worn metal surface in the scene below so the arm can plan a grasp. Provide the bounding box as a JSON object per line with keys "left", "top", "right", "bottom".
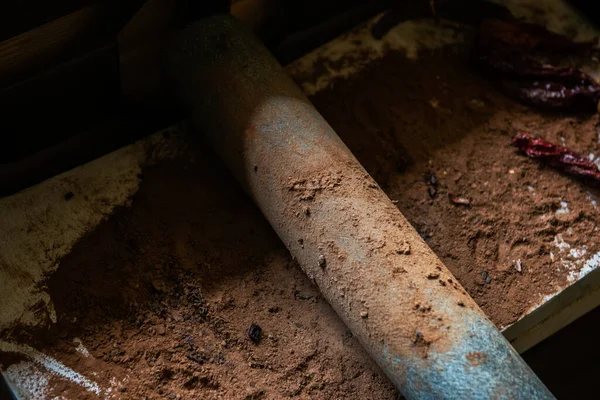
{"left": 165, "top": 15, "right": 554, "bottom": 399}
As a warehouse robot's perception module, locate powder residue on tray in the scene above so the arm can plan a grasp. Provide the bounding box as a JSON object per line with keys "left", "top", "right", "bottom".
{"left": 286, "top": 14, "right": 465, "bottom": 96}
{"left": 1, "top": 150, "right": 398, "bottom": 399}
{"left": 306, "top": 49, "right": 600, "bottom": 328}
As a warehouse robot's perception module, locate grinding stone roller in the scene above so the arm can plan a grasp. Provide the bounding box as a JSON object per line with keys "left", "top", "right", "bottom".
{"left": 165, "top": 14, "right": 555, "bottom": 399}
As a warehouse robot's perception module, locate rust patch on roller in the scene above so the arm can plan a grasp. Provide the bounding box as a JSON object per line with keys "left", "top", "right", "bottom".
{"left": 466, "top": 352, "right": 488, "bottom": 367}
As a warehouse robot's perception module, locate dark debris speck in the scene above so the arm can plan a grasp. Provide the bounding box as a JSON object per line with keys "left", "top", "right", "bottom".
{"left": 428, "top": 186, "right": 438, "bottom": 198}
{"left": 425, "top": 172, "right": 439, "bottom": 199}
{"left": 481, "top": 271, "right": 492, "bottom": 284}
{"left": 318, "top": 255, "right": 326, "bottom": 268}
{"left": 427, "top": 272, "right": 440, "bottom": 280}
{"left": 247, "top": 323, "right": 262, "bottom": 343}
{"left": 425, "top": 172, "right": 438, "bottom": 186}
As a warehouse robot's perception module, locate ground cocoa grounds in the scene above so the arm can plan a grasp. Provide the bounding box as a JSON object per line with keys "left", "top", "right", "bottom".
{"left": 308, "top": 49, "right": 600, "bottom": 328}
{"left": 32, "top": 147, "right": 398, "bottom": 399}
{"left": 4, "top": 44, "right": 600, "bottom": 398}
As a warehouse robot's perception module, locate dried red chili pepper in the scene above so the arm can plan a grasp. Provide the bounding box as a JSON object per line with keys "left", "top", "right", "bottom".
{"left": 501, "top": 79, "right": 600, "bottom": 110}
{"left": 475, "top": 19, "right": 600, "bottom": 110}
{"left": 512, "top": 132, "right": 600, "bottom": 181}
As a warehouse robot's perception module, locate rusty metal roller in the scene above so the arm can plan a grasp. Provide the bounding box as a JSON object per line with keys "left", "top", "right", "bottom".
{"left": 165, "top": 14, "right": 554, "bottom": 400}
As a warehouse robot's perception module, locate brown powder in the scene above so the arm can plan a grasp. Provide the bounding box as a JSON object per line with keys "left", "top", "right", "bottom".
{"left": 307, "top": 49, "right": 600, "bottom": 328}
{"left": 13, "top": 149, "right": 398, "bottom": 399}
{"left": 4, "top": 38, "right": 600, "bottom": 400}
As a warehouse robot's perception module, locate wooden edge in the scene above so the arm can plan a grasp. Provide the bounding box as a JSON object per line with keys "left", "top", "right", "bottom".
{"left": 0, "top": 110, "right": 180, "bottom": 197}
{"left": 0, "top": 43, "right": 120, "bottom": 164}
{"left": 274, "top": 1, "right": 390, "bottom": 64}
{"left": 0, "top": 0, "right": 97, "bottom": 42}
{"left": 504, "top": 268, "right": 600, "bottom": 353}
{"left": 0, "top": 5, "right": 106, "bottom": 87}
{"left": 0, "top": 0, "right": 144, "bottom": 88}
